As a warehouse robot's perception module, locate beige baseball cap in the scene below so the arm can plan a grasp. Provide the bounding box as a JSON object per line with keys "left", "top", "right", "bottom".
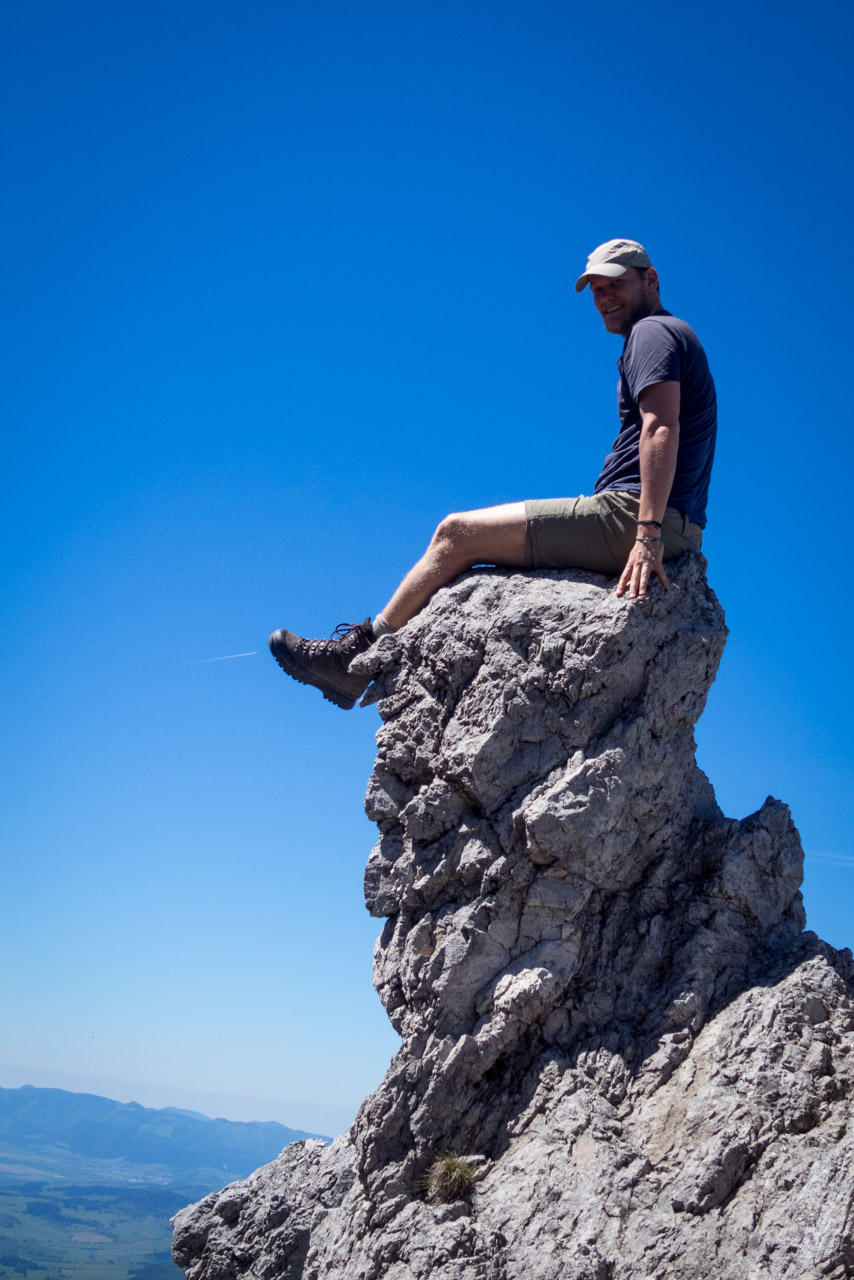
{"left": 575, "top": 238, "right": 652, "bottom": 292}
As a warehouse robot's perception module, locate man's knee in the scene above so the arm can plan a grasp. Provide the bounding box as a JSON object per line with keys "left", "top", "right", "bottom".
{"left": 431, "top": 512, "right": 471, "bottom": 551}
{"left": 427, "top": 512, "right": 483, "bottom": 572}
{"left": 430, "top": 505, "right": 528, "bottom": 571}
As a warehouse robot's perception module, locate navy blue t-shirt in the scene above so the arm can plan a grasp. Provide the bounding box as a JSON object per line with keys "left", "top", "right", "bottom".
{"left": 594, "top": 311, "right": 717, "bottom": 527}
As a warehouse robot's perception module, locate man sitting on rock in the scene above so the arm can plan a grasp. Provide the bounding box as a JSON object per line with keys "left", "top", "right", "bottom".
{"left": 269, "top": 238, "right": 717, "bottom": 710}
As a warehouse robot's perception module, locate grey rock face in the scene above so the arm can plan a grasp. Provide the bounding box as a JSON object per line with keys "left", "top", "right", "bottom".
{"left": 173, "top": 556, "right": 854, "bottom": 1279}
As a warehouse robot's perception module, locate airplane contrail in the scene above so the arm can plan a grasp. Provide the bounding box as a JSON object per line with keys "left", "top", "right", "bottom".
{"left": 186, "top": 651, "right": 259, "bottom": 665}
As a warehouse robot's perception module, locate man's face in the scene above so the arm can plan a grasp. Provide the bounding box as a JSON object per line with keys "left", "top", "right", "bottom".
{"left": 589, "top": 268, "right": 658, "bottom": 336}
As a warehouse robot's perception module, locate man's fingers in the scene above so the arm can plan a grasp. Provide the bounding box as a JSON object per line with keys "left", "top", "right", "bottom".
{"left": 630, "top": 564, "right": 648, "bottom": 598}
{"left": 616, "top": 548, "right": 669, "bottom": 598}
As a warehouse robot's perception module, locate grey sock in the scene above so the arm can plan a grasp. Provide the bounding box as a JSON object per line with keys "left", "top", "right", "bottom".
{"left": 371, "top": 613, "right": 396, "bottom": 639}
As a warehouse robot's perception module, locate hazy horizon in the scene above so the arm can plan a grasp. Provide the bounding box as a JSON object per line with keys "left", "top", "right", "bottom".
{"left": 0, "top": 1066, "right": 344, "bottom": 1137}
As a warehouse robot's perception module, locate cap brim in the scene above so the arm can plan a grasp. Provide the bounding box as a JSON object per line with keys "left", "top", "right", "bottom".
{"left": 574, "top": 261, "right": 629, "bottom": 293}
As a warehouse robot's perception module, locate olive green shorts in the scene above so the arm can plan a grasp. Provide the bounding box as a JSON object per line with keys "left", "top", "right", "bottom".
{"left": 524, "top": 490, "right": 703, "bottom": 576}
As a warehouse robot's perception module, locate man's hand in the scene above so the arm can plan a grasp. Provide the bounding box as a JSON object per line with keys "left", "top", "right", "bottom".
{"left": 616, "top": 537, "right": 670, "bottom": 598}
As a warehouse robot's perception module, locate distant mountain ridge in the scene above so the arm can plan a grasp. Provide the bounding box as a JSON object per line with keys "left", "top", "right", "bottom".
{"left": 0, "top": 1085, "right": 329, "bottom": 1186}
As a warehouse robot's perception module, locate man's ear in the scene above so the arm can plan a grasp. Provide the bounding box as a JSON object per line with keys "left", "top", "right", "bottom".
{"left": 646, "top": 267, "right": 660, "bottom": 294}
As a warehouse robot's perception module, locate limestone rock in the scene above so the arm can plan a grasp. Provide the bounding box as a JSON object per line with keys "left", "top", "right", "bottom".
{"left": 173, "top": 556, "right": 854, "bottom": 1280}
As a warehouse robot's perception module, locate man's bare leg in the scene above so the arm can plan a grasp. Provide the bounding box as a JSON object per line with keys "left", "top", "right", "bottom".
{"left": 380, "top": 501, "right": 528, "bottom": 629}
{"left": 269, "top": 502, "right": 528, "bottom": 708}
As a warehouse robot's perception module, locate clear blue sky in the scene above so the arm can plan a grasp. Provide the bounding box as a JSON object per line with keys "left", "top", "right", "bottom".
{"left": 2, "top": 0, "right": 852, "bottom": 1138}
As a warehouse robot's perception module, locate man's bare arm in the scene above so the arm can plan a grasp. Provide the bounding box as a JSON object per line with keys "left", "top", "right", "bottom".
{"left": 615, "top": 380, "right": 681, "bottom": 599}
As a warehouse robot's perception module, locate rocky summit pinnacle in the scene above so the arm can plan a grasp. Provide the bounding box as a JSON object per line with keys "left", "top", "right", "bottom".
{"left": 173, "top": 556, "right": 854, "bottom": 1280}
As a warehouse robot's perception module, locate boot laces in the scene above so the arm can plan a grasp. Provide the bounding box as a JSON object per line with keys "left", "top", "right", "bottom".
{"left": 306, "top": 621, "right": 368, "bottom": 664}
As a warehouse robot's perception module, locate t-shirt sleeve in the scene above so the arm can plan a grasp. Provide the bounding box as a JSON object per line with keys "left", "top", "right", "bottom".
{"left": 622, "top": 320, "right": 681, "bottom": 399}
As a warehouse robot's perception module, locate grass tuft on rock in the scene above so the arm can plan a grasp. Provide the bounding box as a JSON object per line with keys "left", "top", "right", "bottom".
{"left": 426, "top": 1153, "right": 479, "bottom": 1204}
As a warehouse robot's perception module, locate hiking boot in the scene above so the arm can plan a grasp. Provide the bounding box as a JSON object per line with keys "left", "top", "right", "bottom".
{"left": 268, "top": 618, "right": 374, "bottom": 709}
